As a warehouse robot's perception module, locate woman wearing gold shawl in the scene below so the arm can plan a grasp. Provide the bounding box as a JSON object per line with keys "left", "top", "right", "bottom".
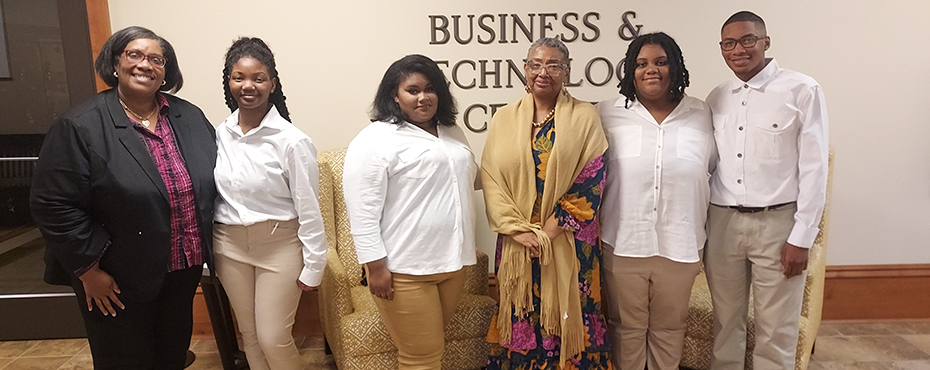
{"left": 483, "top": 37, "right": 612, "bottom": 370}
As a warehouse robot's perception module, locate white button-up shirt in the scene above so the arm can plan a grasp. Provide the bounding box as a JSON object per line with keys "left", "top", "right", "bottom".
{"left": 597, "top": 96, "right": 715, "bottom": 263}
{"left": 214, "top": 106, "right": 327, "bottom": 286}
{"left": 706, "top": 59, "right": 829, "bottom": 248}
{"left": 343, "top": 120, "right": 477, "bottom": 275}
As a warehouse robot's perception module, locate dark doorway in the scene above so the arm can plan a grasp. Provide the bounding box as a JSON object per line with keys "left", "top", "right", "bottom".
{"left": 0, "top": 0, "right": 97, "bottom": 340}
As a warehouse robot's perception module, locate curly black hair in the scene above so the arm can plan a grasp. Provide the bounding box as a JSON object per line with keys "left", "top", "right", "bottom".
{"left": 370, "top": 54, "right": 458, "bottom": 126}
{"left": 222, "top": 37, "right": 290, "bottom": 121}
{"left": 617, "top": 32, "right": 690, "bottom": 108}
{"left": 95, "top": 26, "right": 183, "bottom": 93}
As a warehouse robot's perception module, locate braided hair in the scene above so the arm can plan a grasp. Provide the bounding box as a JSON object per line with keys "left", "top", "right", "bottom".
{"left": 222, "top": 37, "right": 291, "bottom": 121}
{"left": 618, "top": 32, "right": 690, "bottom": 108}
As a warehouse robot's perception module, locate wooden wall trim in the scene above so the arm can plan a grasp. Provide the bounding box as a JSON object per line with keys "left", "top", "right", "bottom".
{"left": 191, "top": 265, "right": 930, "bottom": 338}
{"left": 825, "top": 264, "right": 930, "bottom": 279}
{"left": 84, "top": 0, "right": 110, "bottom": 92}
{"left": 822, "top": 264, "right": 930, "bottom": 320}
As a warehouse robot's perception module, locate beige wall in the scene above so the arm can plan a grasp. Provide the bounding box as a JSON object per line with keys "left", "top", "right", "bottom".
{"left": 109, "top": 0, "right": 930, "bottom": 266}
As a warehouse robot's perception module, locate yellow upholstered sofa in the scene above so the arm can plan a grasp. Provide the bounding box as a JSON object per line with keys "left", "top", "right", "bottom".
{"left": 316, "top": 148, "right": 497, "bottom": 370}
{"left": 681, "top": 153, "right": 833, "bottom": 370}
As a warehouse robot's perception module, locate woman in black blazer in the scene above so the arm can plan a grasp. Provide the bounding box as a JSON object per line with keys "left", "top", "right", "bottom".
{"left": 30, "top": 26, "right": 217, "bottom": 370}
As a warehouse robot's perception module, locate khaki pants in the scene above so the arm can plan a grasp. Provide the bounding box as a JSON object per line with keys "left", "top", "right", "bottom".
{"left": 373, "top": 269, "right": 466, "bottom": 370}
{"left": 705, "top": 204, "right": 805, "bottom": 370}
{"left": 214, "top": 220, "right": 304, "bottom": 370}
{"left": 601, "top": 244, "right": 701, "bottom": 370}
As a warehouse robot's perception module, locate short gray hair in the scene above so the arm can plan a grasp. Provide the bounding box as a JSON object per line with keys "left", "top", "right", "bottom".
{"left": 526, "top": 37, "right": 570, "bottom": 66}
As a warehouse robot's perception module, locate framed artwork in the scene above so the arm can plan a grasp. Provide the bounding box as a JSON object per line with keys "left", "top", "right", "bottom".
{"left": 0, "top": 1, "right": 10, "bottom": 79}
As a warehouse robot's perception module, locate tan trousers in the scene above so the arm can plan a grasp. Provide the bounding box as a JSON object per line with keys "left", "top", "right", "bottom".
{"left": 373, "top": 269, "right": 466, "bottom": 370}
{"left": 213, "top": 220, "right": 304, "bottom": 370}
{"left": 601, "top": 244, "right": 701, "bottom": 370}
{"left": 705, "top": 204, "right": 805, "bottom": 370}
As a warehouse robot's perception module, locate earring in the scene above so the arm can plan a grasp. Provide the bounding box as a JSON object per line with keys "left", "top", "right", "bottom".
{"left": 161, "top": 80, "right": 166, "bottom": 86}
{"left": 562, "top": 85, "right": 570, "bottom": 97}
{"left": 525, "top": 84, "right": 532, "bottom": 94}
{"left": 113, "top": 71, "right": 118, "bottom": 77}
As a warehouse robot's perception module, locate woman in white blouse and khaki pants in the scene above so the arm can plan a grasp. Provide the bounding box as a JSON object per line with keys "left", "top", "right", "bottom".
{"left": 597, "top": 33, "right": 716, "bottom": 370}
{"left": 213, "top": 38, "right": 327, "bottom": 370}
{"left": 344, "top": 55, "right": 477, "bottom": 370}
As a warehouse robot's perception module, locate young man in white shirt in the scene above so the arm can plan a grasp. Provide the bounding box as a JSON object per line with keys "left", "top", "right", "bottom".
{"left": 704, "top": 11, "right": 829, "bottom": 370}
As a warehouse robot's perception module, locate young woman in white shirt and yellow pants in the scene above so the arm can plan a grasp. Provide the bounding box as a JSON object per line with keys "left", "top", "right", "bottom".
{"left": 343, "top": 54, "right": 477, "bottom": 370}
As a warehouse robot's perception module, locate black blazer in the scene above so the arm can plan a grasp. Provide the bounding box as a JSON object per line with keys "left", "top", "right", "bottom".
{"left": 30, "top": 89, "right": 217, "bottom": 302}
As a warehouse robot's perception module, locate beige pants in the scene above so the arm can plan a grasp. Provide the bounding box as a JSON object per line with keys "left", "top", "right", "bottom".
{"left": 373, "top": 269, "right": 466, "bottom": 370}
{"left": 213, "top": 219, "right": 304, "bottom": 370}
{"left": 705, "top": 204, "right": 805, "bottom": 370}
{"left": 601, "top": 244, "right": 701, "bottom": 370}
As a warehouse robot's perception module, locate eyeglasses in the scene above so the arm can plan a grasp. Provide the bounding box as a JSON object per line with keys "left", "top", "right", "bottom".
{"left": 122, "top": 49, "right": 167, "bottom": 68}
{"left": 527, "top": 62, "right": 566, "bottom": 76}
{"left": 719, "top": 35, "right": 769, "bottom": 51}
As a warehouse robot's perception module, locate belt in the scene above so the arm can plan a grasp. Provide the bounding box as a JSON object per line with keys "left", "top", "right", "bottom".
{"left": 716, "top": 202, "right": 795, "bottom": 213}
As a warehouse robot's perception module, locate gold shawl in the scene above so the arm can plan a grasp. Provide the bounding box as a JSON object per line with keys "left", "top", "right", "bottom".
{"left": 481, "top": 90, "right": 607, "bottom": 365}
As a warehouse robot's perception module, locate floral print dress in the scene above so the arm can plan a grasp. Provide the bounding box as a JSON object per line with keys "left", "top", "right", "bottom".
{"left": 487, "top": 118, "right": 612, "bottom": 370}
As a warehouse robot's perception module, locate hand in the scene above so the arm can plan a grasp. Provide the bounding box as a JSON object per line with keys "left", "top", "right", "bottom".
{"left": 781, "top": 243, "right": 810, "bottom": 278}
{"left": 542, "top": 216, "right": 562, "bottom": 241}
{"left": 78, "top": 264, "right": 124, "bottom": 316}
{"left": 511, "top": 232, "right": 540, "bottom": 257}
{"left": 366, "top": 259, "right": 394, "bottom": 301}
{"left": 297, "top": 280, "right": 318, "bottom": 292}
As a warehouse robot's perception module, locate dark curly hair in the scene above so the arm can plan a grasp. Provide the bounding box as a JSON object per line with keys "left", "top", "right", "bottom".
{"left": 94, "top": 26, "right": 183, "bottom": 93}
{"left": 370, "top": 54, "right": 458, "bottom": 126}
{"left": 618, "top": 32, "right": 690, "bottom": 108}
{"left": 222, "top": 37, "right": 290, "bottom": 121}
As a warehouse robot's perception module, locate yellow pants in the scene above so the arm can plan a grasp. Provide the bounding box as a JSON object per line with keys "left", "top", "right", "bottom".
{"left": 373, "top": 269, "right": 466, "bottom": 370}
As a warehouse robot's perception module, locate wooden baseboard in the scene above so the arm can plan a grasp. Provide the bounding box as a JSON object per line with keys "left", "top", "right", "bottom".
{"left": 189, "top": 265, "right": 930, "bottom": 339}
{"left": 823, "top": 264, "right": 930, "bottom": 320}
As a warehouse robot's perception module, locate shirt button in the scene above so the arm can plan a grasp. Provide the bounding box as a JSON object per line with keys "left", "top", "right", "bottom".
{"left": 737, "top": 179, "right": 743, "bottom": 184}
{"left": 737, "top": 153, "right": 743, "bottom": 158}
{"left": 738, "top": 126, "right": 744, "bottom": 131}
{"left": 138, "top": 231, "right": 143, "bottom": 235}
{"left": 742, "top": 101, "right": 747, "bottom": 106}
{"left": 772, "top": 123, "right": 779, "bottom": 128}
{"left": 743, "top": 84, "right": 749, "bottom": 89}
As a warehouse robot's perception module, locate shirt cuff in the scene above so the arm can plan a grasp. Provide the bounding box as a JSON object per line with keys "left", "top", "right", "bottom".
{"left": 787, "top": 222, "right": 820, "bottom": 249}
{"left": 298, "top": 268, "right": 323, "bottom": 287}
{"left": 356, "top": 247, "right": 387, "bottom": 265}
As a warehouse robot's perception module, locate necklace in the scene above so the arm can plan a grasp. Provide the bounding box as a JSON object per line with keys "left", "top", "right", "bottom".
{"left": 119, "top": 98, "right": 158, "bottom": 128}
{"left": 532, "top": 107, "right": 556, "bottom": 128}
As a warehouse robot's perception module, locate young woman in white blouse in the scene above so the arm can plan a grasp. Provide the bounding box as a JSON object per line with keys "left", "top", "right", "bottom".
{"left": 213, "top": 37, "right": 327, "bottom": 370}
{"left": 343, "top": 54, "right": 477, "bottom": 369}
{"left": 596, "top": 32, "right": 716, "bottom": 370}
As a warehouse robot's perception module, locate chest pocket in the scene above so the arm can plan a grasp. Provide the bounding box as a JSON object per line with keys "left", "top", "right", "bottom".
{"left": 395, "top": 146, "right": 438, "bottom": 179}
{"left": 677, "top": 127, "right": 708, "bottom": 164}
{"left": 609, "top": 125, "right": 643, "bottom": 159}
{"left": 753, "top": 112, "right": 797, "bottom": 159}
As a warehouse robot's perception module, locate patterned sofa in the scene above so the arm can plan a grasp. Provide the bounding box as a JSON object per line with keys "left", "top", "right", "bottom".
{"left": 316, "top": 148, "right": 497, "bottom": 370}
{"left": 681, "top": 153, "right": 833, "bottom": 370}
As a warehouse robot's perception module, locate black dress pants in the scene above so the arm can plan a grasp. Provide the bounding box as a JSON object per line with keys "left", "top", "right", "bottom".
{"left": 72, "top": 265, "right": 203, "bottom": 370}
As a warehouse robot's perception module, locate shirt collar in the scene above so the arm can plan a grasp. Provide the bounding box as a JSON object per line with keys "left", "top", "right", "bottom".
{"left": 733, "top": 58, "right": 780, "bottom": 91}
{"left": 223, "top": 105, "right": 287, "bottom": 136}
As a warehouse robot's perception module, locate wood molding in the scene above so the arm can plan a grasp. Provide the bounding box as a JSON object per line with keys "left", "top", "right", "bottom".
{"left": 84, "top": 0, "right": 110, "bottom": 92}
{"left": 189, "top": 265, "right": 930, "bottom": 338}
{"left": 823, "top": 264, "right": 930, "bottom": 320}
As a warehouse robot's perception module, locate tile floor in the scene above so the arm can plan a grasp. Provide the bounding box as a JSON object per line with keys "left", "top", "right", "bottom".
{"left": 0, "top": 320, "right": 928, "bottom": 369}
